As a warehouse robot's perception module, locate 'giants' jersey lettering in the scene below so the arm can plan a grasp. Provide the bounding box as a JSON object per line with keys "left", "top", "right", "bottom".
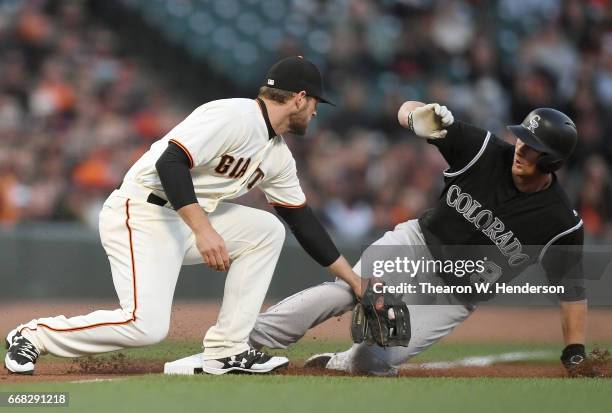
{"left": 122, "top": 98, "right": 306, "bottom": 212}
{"left": 247, "top": 168, "right": 265, "bottom": 189}
{"left": 215, "top": 155, "right": 252, "bottom": 178}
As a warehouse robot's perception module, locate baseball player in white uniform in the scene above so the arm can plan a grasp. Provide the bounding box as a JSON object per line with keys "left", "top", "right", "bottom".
{"left": 5, "top": 56, "right": 362, "bottom": 375}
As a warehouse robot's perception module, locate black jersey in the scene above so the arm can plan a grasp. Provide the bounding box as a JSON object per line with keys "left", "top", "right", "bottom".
{"left": 418, "top": 121, "right": 585, "bottom": 302}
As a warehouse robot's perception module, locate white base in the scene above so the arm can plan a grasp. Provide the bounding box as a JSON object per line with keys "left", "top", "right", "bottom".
{"left": 163, "top": 353, "right": 204, "bottom": 375}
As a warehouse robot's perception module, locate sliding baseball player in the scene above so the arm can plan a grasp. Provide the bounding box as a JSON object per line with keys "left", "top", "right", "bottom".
{"left": 250, "top": 102, "right": 592, "bottom": 377}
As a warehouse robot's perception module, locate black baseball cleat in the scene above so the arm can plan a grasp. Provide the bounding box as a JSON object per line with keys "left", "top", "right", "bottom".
{"left": 5, "top": 329, "right": 40, "bottom": 375}
{"left": 201, "top": 347, "right": 288, "bottom": 375}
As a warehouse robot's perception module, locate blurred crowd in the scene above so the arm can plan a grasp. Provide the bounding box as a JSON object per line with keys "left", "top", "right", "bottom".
{"left": 1, "top": 0, "right": 611, "bottom": 244}
{"left": 0, "top": 0, "right": 184, "bottom": 226}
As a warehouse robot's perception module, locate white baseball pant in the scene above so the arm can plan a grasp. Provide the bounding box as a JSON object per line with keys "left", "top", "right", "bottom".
{"left": 18, "top": 189, "right": 285, "bottom": 360}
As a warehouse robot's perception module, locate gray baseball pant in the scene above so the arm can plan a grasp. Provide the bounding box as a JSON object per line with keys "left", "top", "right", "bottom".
{"left": 250, "top": 219, "right": 475, "bottom": 375}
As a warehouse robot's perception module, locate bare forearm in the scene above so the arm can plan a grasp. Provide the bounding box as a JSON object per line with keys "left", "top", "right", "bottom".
{"left": 397, "top": 101, "right": 425, "bottom": 129}
{"left": 560, "top": 300, "right": 587, "bottom": 345}
{"left": 178, "top": 203, "right": 230, "bottom": 271}
{"left": 177, "top": 203, "right": 212, "bottom": 232}
{"left": 328, "top": 256, "right": 362, "bottom": 297}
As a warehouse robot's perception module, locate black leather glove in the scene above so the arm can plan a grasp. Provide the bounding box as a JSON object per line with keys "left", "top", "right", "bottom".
{"left": 350, "top": 279, "right": 411, "bottom": 347}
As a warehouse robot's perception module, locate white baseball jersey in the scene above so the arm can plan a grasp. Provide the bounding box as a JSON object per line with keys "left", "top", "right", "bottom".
{"left": 123, "top": 98, "right": 306, "bottom": 212}
{"left": 17, "top": 98, "right": 304, "bottom": 362}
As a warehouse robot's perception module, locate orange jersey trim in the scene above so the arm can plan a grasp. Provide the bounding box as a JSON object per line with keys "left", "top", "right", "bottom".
{"left": 169, "top": 139, "right": 194, "bottom": 169}
{"left": 125, "top": 199, "right": 138, "bottom": 321}
{"left": 20, "top": 199, "right": 138, "bottom": 334}
{"left": 269, "top": 201, "right": 307, "bottom": 209}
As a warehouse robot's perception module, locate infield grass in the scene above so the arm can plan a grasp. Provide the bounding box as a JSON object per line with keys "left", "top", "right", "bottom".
{"left": 2, "top": 375, "right": 612, "bottom": 413}
{"left": 1, "top": 341, "right": 611, "bottom": 413}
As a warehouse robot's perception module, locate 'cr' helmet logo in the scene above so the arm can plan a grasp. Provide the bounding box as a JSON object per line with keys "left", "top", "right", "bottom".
{"left": 526, "top": 115, "right": 541, "bottom": 133}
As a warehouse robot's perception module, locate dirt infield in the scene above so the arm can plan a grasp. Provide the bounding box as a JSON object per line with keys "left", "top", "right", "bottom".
{"left": 2, "top": 301, "right": 612, "bottom": 343}
{"left": 1, "top": 359, "right": 162, "bottom": 384}
{"left": 3, "top": 358, "right": 611, "bottom": 383}
{"left": 291, "top": 363, "right": 612, "bottom": 378}
{"left": 2, "top": 301, "right": 611, "bottom": 383}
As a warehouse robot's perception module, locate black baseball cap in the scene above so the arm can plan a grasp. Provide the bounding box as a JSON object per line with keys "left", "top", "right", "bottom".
{"left": 263, "top": 56, "right": 335, "bottom": 105}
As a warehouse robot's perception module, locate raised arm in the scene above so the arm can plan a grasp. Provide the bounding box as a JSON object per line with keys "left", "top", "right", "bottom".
{"left": 397, "top": 101, "right": 454, "bottom": 139}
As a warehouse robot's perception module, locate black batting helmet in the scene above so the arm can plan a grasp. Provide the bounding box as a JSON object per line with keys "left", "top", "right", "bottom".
{"left": 507, "top": 108, "right": 578, "bottom": 173}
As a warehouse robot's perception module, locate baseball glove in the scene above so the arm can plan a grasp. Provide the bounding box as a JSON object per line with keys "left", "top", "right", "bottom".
{"left": 351, "top": 279, "right": 411, "bottom": 347}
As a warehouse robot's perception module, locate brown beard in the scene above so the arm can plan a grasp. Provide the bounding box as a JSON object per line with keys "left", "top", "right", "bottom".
{"left": 287, "top": 110, "right": 309, "bottom": 135}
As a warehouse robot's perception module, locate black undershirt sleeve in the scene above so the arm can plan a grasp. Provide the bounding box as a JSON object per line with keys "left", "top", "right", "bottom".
{"left": 427, "top": 120, "right": 490, "bottom": 173}
{"left": 274, "top": 205, "right": 341, "bottom": 267}
{"left": 155, "top": 142, "right": 198, "bottom": 210}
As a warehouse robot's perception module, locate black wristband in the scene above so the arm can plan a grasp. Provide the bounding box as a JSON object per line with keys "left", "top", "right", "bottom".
{"left": 561, "top": 343, "right": 586, "bottom": 365}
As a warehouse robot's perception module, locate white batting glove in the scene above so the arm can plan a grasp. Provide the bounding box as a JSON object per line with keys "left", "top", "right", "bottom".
{"left": 407, "top": 103, "right": 454, "bottom": 139}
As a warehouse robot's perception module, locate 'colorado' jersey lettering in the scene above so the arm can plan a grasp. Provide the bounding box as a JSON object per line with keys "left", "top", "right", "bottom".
{"left": 445, "top": 184, "right": 529, "bottom": 267}
{"left": 418, "top": 121, "right": 584, "bottom": 300}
